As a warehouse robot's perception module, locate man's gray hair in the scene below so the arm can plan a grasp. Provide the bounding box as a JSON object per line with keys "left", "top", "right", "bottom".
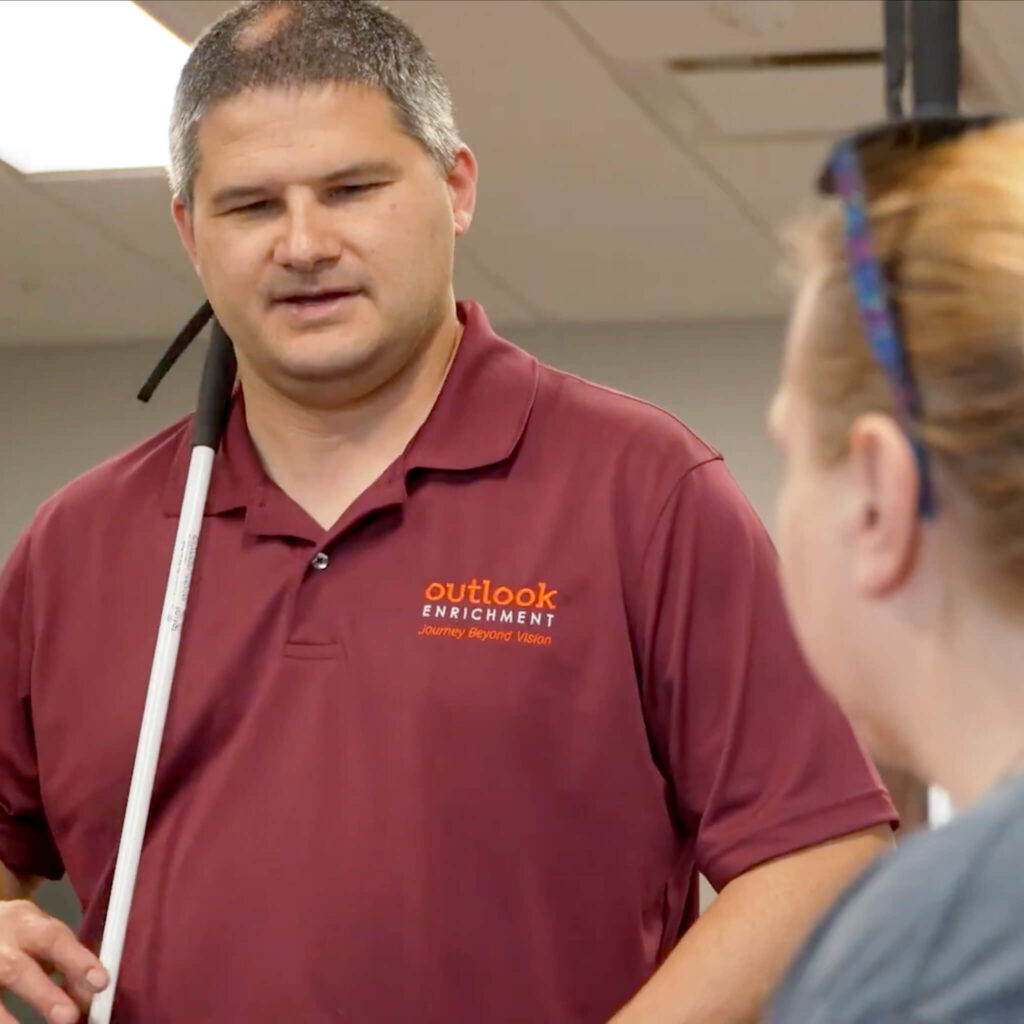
{"left": 169, "top": 0, "right": 462, "bottom": 205}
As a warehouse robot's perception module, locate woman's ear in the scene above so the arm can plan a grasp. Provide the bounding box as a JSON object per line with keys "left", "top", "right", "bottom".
{"left": 847, "top": 413, "right": 922, "bottom": 597}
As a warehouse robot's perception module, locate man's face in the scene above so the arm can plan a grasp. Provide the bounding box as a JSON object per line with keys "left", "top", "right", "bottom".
{"left": 173, "top": 84, "right": 476, "bottom": 405}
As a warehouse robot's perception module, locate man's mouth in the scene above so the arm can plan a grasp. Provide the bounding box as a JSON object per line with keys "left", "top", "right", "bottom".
{"left": 270, "top": 288, "right": 364, "bottom": 322}
{"left": 274, "top": 289, "right": 359, "bottom": 306}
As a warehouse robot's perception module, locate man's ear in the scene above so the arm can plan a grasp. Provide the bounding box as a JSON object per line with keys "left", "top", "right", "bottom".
{"left": 847, "top": 413, "right": 922, "bottom": 598}
{"left": 446, "top": 146, "right": 478, "bottom": 237}
{"left": 171, "top": 197, "right": 200, "bottom": 274}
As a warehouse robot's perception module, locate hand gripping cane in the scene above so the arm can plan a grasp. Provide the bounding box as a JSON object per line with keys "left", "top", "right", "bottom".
{"left": 88, "top": 317, "right": 236, "bottom": 1024}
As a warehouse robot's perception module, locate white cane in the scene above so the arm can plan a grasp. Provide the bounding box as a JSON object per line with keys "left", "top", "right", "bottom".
{"left": 88, "top": 320, "right": 236, "bottom": 1024}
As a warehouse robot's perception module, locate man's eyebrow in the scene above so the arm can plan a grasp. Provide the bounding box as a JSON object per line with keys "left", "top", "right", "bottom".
{"left": 321, "top": 159, "right": 401, "bottom": 182}
{"left": 210, "top": 161, "right": 402, "bottom": 209}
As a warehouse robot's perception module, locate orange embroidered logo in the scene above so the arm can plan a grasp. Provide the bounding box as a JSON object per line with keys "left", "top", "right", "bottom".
{"left": 418, "top": 578, "right": 557, "bottom": 646}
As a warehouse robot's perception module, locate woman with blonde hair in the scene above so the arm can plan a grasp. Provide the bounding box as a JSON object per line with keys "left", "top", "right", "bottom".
{"left": 766, "top": 115, "right": 1024, "bottom": 1022}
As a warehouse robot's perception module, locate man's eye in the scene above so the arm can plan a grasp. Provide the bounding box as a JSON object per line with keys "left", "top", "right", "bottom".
{"left": 327, "top": 183, "right": 380, "bottom": 200}
{"left": 231, "top": 200, "right": 274, "bottom": 215}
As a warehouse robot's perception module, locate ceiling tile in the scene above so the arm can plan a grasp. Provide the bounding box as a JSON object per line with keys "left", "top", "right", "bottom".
{"left": 0, "top": 162, "right": 202, "bottom": 346}
{"left": 554, "top": 1, "right": 881, "bottom": 62}
{"left": 390, "top": 1, "right": 780, "bottom": 320}
{"left": 135, "top": 0, "right": 231, "bottom": 42}
{"left": 677, "top": 64, "right": 883, "bottom": 137}
{"left": 696, "top": 139, "right": 829, "bottom": 234}
{"left": 37, "top": 170, "right": 193, "bottom": 284}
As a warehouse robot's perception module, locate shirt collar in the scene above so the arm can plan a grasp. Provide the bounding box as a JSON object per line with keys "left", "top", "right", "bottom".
{"left": 161, "top": 300, "right": 538, "bottom": 518}
{"left": 403, "top": 299, "right": 538, "bottom": 474}
{"left": 160, "top": 388, "right": 260, "bottom": 517}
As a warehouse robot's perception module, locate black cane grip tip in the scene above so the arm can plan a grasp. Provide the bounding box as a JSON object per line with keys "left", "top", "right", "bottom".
{"left": 192, "top": 320, "right": 237, "bottom": 449}
{"left": 138, "top": 300, "right": 214, "bottom": 403}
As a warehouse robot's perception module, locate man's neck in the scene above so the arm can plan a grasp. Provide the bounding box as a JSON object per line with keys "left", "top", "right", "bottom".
{"left": 240, "top": 313, "right": 462, "bottom": 531}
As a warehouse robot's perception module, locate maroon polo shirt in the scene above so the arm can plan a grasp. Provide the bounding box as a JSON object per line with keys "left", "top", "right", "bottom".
{"left": 0, "top": 301, "right": 895, "bottom": 1022}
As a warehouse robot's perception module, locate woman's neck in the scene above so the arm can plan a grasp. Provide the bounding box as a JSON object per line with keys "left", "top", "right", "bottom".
{"left": 907, "top": 599, "right": 1024, "bottom": 809}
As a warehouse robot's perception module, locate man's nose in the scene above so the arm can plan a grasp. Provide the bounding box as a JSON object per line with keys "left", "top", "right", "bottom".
{"left": 274, "top": 199, "right": 342, "bottom": 273}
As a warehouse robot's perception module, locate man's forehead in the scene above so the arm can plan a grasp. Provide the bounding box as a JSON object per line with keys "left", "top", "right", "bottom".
{"left": 204, "top": 81, "right": 392, "bottom": 123}
{"left": 191, "top": 86, "right": 414, "bottom": 198}
{"left": 193, "top": 83, "right": 402, "bottom": 167}
{"left": 200, "top": 82, "right": 401, "bottom": 142}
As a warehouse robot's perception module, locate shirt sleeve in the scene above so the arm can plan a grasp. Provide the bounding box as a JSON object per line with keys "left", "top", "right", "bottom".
{"left": 0, "top": 528, "right": 65, "bottom": 880}
{"left": 635, "top": 458, "right": 897, "bottom": 891}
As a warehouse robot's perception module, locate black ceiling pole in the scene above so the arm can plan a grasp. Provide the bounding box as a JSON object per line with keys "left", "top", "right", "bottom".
{"left": 883, "top": 0, "right": 908, "bottom": 119}
{"left": 910, "top": 0, "right": 960, "bottom": 115}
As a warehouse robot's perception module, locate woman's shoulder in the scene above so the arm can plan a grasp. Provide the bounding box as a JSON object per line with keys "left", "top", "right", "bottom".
{"left": 769, "top": 774, "right": 1024, "bottom": 1024}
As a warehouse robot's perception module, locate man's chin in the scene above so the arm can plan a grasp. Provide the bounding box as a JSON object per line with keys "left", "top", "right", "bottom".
{"left": 276, "top": 352, "right": 378, "bottom": 385}
{"left": 269, "top": 328, "right": 380, "bottom": 378}
{"left": 255, "top": 343, "right": 393, "bottom": 405}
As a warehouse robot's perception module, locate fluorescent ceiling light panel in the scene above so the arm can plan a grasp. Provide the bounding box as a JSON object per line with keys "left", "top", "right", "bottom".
{"left": 0, "top": 1, "right": 189, "bottom": 174}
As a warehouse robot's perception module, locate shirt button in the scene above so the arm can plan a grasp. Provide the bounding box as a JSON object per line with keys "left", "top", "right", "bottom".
{"left": 311, "top": 552, "right": 329, "bottom": 571}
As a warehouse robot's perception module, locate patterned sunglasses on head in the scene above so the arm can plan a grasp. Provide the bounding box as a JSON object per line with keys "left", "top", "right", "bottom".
{"left": 816, "top": 113, "right": 1004, "bottom": 519}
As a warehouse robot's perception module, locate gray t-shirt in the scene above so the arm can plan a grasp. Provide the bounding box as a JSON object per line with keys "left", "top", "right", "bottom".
{"left": 769, "top": 771, "right": 1024, "bottom": 1023}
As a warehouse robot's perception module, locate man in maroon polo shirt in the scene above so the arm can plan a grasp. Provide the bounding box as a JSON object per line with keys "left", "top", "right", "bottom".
{"left": 0, "top": 2, "right": 896, "bottom": 1022}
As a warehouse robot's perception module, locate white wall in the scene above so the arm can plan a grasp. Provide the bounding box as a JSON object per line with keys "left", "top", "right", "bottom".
{"left": 517, "top": 318, "right": 785, "bottom": 523}
{"left": 0, "top": 338, "right": 206, "bottom": 558}
{"left": 0, "top": 316, "right": 786, "bottom": 560}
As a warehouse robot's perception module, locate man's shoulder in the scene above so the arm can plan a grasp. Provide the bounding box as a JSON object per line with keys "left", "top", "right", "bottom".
{"left": 771, "top": 776, "right": 1024, "bottom": 1023}
{"left": 30, "top": 414, "right": 193, "bottom": 539}
{"left": 532, "top": 358, "right": 721, "bottom": 477}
